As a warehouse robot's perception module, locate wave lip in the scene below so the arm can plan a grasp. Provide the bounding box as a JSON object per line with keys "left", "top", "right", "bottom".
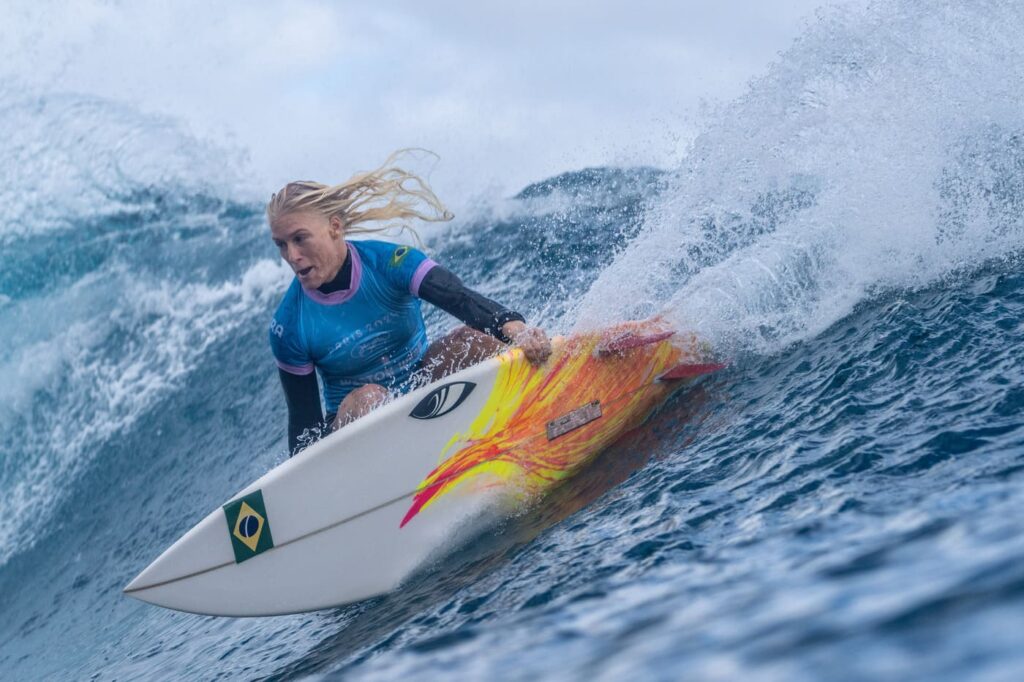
{"left": 0, "top": 90, "right": 249, "bottom": 242}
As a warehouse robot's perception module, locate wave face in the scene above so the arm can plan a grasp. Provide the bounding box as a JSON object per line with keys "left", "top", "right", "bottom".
{"left": 3, "top": 1, "right": 1024, "bottom": 679}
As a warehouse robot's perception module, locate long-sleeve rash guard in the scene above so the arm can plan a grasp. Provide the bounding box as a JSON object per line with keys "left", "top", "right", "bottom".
{"left": 270, "top": 240, "right": 524, "bottom": 455}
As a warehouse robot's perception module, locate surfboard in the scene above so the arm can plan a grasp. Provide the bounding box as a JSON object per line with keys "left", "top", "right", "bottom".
{"left": 123, "top": 323, "right": 723, "bottom": 616}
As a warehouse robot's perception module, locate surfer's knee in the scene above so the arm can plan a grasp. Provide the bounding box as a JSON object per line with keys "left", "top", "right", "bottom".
{"left": 424, "top": 326, "right": 504, "bottom": 380}
{"left": 448, "top": 326, "right": 504, "bottom": 356}
{"left": 333, "top": 384, "right": 389, "bottom": 430}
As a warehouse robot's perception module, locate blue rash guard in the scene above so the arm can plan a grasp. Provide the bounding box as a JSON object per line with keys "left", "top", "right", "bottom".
{"left": 269, "top": 240, "right": 438, "bottom": 416}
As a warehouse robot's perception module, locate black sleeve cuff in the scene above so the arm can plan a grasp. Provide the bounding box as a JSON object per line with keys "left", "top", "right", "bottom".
{"left": 492, "top": 310, "right": 526, "bottom": 343}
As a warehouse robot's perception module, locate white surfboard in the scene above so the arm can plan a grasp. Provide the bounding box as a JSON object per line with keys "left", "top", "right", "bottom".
{"left": 124, "top": 327, "right": 720, "bottom": 616}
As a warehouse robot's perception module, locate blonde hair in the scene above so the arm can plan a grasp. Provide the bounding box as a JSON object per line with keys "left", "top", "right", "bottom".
{"left": 266, "top": 149, "right": 453, "bottom": 242}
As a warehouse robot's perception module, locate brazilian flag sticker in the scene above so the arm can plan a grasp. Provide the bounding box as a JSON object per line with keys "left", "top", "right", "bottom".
{"left": 390, "top": 245, "right": 411, "bottom": 268}
{"left": 223, "top": 490, "right": 274, "bottom": 564}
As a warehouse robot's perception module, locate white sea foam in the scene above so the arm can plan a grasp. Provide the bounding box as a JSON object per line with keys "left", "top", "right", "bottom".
{"left": 574, "top": 0, "right": 1024, "bottom": 355}
{"left": 0, "top": 258, "right": 290, "bottom": 567}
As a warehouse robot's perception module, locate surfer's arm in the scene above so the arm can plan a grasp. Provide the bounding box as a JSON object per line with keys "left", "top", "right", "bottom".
{"left": 278, "top": 369, "right": 327, "bottom": 456}
{"left": 418, "top": 266, "right": 552, "bottom": 363}
{"left": 418, "top": 266, "right": 526, "bottom": 341}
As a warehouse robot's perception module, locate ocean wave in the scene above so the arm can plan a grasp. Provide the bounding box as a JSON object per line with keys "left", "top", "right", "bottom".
{"left": 3, "top": 2, "right": 1024, "bottom": 680}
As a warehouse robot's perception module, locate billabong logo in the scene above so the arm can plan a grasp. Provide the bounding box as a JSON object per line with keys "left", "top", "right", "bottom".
{"left": 390, "top": 246, "right": 411, "bottom": 267}
{"left": 410, "top": 381, "right": 476, "bottom": 419}
{"left": 223, "top": 490, "right": 274, "bottom": 563}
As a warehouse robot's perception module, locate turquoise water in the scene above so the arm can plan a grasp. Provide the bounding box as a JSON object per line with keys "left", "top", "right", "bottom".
{"left": 3, "top": 1, "right": 1024, "bottom": 679}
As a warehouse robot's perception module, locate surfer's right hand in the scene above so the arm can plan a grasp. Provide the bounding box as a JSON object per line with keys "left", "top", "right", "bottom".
{"left": 502, "top": 321, "right": 552, "bottom": 364}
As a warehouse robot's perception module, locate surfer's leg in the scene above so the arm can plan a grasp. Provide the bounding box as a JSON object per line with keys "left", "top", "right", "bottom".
{"left": 421, "top": 326, "right": 505, "bottom": 381}
{"left": 332, "top": 384, "right": 389, "bottom": 430}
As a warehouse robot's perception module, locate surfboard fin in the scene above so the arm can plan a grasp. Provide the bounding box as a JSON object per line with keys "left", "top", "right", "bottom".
{"left": 596, "top": 330, "right": 675, "bottom": 356}
{"left": 657, "top": 362, "right": 727, "bottom": 381}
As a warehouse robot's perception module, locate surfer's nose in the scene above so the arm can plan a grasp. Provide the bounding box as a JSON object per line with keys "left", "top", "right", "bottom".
{"left": 284, "top": 243, "right": 303, "bottom": 267}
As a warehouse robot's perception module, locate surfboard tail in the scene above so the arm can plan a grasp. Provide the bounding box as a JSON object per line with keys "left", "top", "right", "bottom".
{"left": 658, "top": 362, "right": 727, "bottom": 381}
{"left": 591, "top": 323, "right": 725, "bottom": 381}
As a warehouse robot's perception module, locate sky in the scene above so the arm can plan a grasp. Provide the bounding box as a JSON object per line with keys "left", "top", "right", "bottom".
{"left": 1, "top": 0, "right": 830, "bottom": 206}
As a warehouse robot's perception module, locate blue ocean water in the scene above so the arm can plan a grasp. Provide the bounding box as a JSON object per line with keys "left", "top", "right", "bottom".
{"left": 3, "top": 1, "right": 1024, "bottom": 679}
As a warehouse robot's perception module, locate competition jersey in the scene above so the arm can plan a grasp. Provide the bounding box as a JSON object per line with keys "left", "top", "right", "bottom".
{"left": 269, "top": 240, "right": 438, "bottom": 415}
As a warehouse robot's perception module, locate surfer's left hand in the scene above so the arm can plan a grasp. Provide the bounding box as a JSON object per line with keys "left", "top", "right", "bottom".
{"left": 502, "top": 321, "right": 552, "bottom": 364}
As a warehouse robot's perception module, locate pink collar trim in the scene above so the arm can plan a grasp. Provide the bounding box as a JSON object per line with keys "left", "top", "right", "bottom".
{"left": 300, "top": 242, "right": 363, "bottom": 305}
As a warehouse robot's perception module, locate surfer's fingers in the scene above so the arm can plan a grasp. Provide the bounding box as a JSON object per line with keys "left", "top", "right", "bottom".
{"left": 517, "top": 327, "right": 552, "bottom": 364}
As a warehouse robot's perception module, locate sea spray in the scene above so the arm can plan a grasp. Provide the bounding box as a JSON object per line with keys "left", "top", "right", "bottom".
{"left": 575, "top": 0, "right": 1024, "bottom": 355}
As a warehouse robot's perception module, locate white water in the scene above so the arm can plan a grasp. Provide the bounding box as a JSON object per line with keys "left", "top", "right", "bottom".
{"left": 0, "top": 254, "right": 290, "bottom": 566}
{"left": 576, "top": 0, "right": 1024, "bottom": 355}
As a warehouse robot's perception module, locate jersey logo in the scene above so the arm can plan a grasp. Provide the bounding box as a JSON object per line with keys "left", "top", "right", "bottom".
{"left": 350, "top": 333, "right": 394, "bottom": 360}
{"left": 390, "top": 246, "right": 411, "bottom": 268}
{"left": 410, "top": 381, "right": 476, "bottom": 419}
{"left": 223, "top": 490, "right": 275, "bottom": 563}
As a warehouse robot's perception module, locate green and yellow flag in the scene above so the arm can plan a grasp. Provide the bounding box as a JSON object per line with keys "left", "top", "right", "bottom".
{"left": 223, "top": 490, "right": 274, "bottom": 563}
{"left": 390, "top": 245, "right": 411, "bottom": 267}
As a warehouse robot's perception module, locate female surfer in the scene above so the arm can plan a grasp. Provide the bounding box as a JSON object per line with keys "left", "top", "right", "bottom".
{"left": 267, "top": 152, "right": 552, "bottom": 455}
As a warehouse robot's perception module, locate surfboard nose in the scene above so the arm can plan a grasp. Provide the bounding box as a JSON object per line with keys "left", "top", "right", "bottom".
{"left": 123, "top": 572, "right": 144, "bottom": 594}
{"left": 123, "top": 507, "right": 236, "bottom": 597}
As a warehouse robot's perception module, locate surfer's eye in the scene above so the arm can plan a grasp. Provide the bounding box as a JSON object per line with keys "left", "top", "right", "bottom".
{"left": 409, "top": 381, "right": 476, "bottom": 420}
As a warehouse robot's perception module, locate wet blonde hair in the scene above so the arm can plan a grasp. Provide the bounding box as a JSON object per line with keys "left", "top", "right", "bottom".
{"left": 266, "top": 149, "right": 453, "bottom": 242}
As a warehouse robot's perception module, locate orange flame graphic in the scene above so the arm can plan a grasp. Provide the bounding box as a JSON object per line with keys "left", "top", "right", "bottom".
{"left": 400, "top": 322, "right": 710, "bottom": 527}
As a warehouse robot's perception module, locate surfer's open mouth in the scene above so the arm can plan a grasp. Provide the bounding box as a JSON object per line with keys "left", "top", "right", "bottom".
{"left": 297, "top": 266, "right": 314, "bottom": 278}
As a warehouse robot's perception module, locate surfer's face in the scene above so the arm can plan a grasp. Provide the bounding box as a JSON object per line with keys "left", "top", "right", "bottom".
{"left": 270, "top": 211, "right": 347, "bottom": 288}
